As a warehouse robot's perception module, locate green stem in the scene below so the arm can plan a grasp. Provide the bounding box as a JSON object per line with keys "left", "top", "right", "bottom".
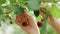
{"left": 40, "top": 14, "right": 49, "bottom": 34}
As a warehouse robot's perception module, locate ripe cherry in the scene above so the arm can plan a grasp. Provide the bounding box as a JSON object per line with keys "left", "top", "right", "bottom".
{"left": 10, "top": 20, "right": 13, "bottom": 24}
{"left": 22, "top": 21, "right": 29, "bottom": 26}
{"left": 37, "top": 22, "right": 42, "bottom": 27}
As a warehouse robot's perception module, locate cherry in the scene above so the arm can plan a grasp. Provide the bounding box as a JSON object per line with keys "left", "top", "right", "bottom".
{"left": 22, "top": 21, "right": 29, "bottom": 26}
{"left": 10, "top": 20, "right": 13, "bottom": 24}
{"left": 37, "top": 22, "right": 42, "bottom": 27}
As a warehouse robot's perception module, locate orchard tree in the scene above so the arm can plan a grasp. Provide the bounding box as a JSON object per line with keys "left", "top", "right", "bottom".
{"left": 0, "top": 0, "right": 60, "bottom": 34}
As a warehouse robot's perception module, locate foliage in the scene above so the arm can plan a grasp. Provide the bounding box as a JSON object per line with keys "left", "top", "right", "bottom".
{"left": 0, "top": 0, "right": 60, "bottom": 34}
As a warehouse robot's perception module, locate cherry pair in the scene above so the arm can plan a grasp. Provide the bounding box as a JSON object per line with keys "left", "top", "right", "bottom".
{"left": 22, "top": 19, "right": 44, "bottom": 27}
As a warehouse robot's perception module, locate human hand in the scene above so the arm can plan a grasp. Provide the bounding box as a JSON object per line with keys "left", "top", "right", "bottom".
{"left": 40, "top": 4, "right": 60, "bottom": 34}
{"left": 16, "top": 10, "right": 40, "bottom": 34}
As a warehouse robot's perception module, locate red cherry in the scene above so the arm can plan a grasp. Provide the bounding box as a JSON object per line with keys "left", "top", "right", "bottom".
{"left": 10, "top": 21, "right": 13, "bottom": 24}
{"left": 37, "top": 22, "right": 42, "bottom": 27}
{"left": 22, "top": 21, "right": 29, "bottom": 26}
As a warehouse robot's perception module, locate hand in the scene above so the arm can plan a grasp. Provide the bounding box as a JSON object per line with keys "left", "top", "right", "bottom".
{"left": 16, "top": 10, "right": 40, "bottom": 34}
{"left": 40, "top": 5, "right": 60, "bottom": 34}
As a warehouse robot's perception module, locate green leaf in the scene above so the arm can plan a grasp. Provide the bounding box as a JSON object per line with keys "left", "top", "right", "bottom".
{"left": 27, "top": 0, "right": 40, "bottom": 10}
{"left": 17, "top": 0, "right": 28, "bottom": 4}
{"left": 0, "top": 0, "right": 6, "bottom": 5}
{"left": 40, "top": 5, "right": 51, "bottom": 34}
{"left": 0, "top": 23, "right": 1, "bottom": 26}
{"left": 40, "top": 15, "right": 48, "bottom": 34}
{"left": 34, "top": 10, "right": 40, "bottom": 17}
{"left": 9, "top": 5, "right": 24, "bottom": 15}
{"left": 0, "top": 6, "right": 3, "bottom": 15}
{"left": 10, "top": 0, "right": 16, "bottom": 4}
{"left": 45, "top": 6, "right": 50, "bottom": 16}
{"left": 10, "top": 0, "right": 28, "bottom": 4}
{"left": 51, "top": 3, "right": 60, "bottom": 18}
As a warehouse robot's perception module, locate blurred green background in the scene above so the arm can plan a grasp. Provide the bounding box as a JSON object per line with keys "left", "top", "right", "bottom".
{"left": 0, "top": 0, "right": 60, "bottom": 34}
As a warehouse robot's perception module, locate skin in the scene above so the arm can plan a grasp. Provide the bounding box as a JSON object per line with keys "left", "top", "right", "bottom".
{"left": 16, "top": 3, "right": 60, "bottom": 34}
{"left": 40, "top": 6, "right": 60, "bottom": 34}
{"left": 48, "top": 15, "right": 60, "bottom": 34}
{"left": 16, "top": 10, "right": 40, "bottom": 34}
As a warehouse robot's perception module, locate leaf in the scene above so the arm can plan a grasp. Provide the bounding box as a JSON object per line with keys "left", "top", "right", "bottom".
{"left": 27, "top": 0, "right": 40, "bottom": 10}
{"left": 0, "top": 22, "right": 1, "bottom": 27}
{"left": 34, "top": 10, "right": 40, "bottom": 17}
{"left": 10, "top": 0, "right": 16, "bottom": 4}
{"left": 9, "top": 5, "right": 24, "bottom": 16}
{"left": 0, "top": 6, "right": 4, "bottom": 15}
{"left": 17, "top": 0, "right": 28, "bottom": 4}
{"left": 51, "top": 3, "right": 60, "bottom": 18}
{"left": 40, "top": 15, "right": 48, "bottom": 34}
{"left": 40, "top": 5, "right": 51, "bottom": 34}
{"left": 10, "top": 0, "right": 28, "bottom": 4}
{"left": 45, "top": 6, "right": 51, "bottom": 16}
{"left": 0, "top": 0, "right": 6, "bottom": 5}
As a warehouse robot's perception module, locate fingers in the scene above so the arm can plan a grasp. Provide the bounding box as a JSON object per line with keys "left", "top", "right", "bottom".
{"left": 16, "top": 14, "right": 31, "bottom": 32}
{"left": 23, "top": 12, "right": 40, "bottom": 34}
{"left": 16, "top": 11, "right": 40, "bottom": 34}
{"left": 40, "top": 4, "right": 46, "bottom": 18}
{"left": 16, "top": 15, "right": 22, "bottom": 23}
{"left": 40, "top": 2, "right": 47, "bottom": 18}
{"left": 23, "top": 10, "right": 31, "bottom": 18}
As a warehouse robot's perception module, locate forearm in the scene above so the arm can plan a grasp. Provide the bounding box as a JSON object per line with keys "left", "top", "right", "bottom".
{"left": 48, "top": 14, "right": 60, "bottom": 34}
